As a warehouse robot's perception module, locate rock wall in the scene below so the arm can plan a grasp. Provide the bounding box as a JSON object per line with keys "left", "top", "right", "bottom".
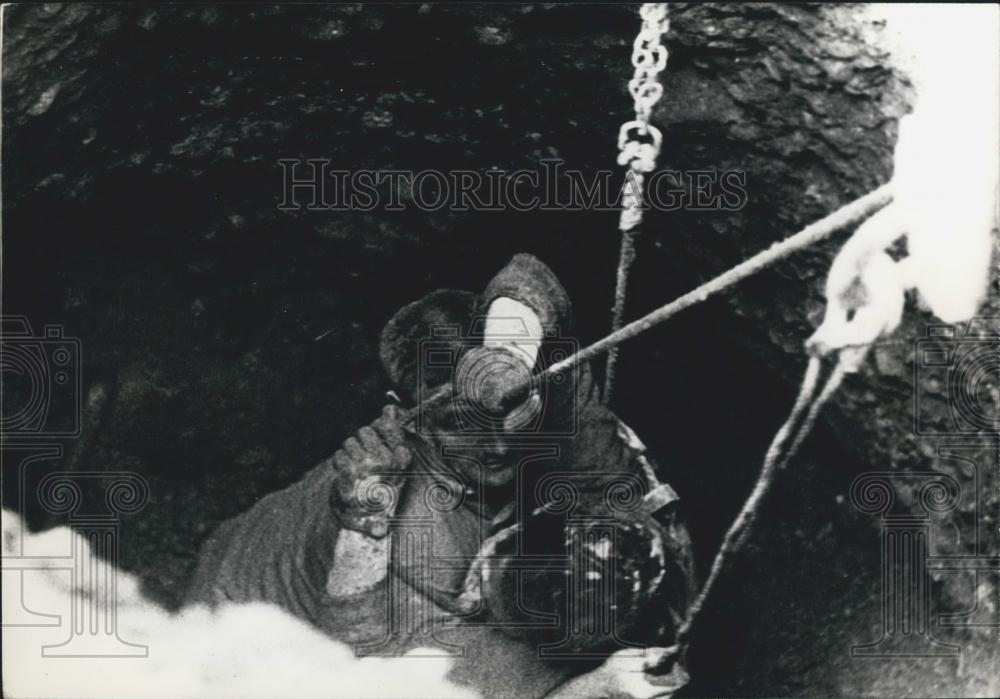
{"left": 3, "top": 4, "right": 996, "bottom": 696}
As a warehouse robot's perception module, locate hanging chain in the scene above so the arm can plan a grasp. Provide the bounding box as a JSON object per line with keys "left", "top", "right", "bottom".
{"left": 630, "top": 3, "right": 670, "bottom": 126}
{"left": 616, "top": 2, "right": 670, "bottom": 232}
{"left": 605, "top": 3, "right": 670, "bottom": 404}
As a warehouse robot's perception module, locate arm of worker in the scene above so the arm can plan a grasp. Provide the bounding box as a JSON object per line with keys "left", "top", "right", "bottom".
{"left": 185, "top": 405, "right": 412, "bottom": 614}
{"left": 329, "top": 404, "right": 412, "bottom": 538}
{"left": 184, "top": 453, "right": 343, "bottom": 617}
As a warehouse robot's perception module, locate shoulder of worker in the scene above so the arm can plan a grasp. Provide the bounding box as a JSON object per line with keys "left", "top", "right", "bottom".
{"left": 184, "top": 457, "right": 342, "bottom": 611}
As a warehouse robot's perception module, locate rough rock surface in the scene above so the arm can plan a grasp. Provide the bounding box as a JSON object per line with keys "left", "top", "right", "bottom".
{"left": 3, "top": 4, "right": 997, "bottom": 696}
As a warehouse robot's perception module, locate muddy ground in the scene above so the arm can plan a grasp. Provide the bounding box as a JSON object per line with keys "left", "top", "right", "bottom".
{"left": 2, "top": 4, "right": 997, "bottom": 696}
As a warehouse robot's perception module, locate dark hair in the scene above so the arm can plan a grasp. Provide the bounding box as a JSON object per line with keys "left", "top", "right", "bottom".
{"left": 378, "top": 289, "right": 476, "bottom": 404}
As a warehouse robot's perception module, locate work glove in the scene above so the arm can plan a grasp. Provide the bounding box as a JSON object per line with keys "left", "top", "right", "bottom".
{"left": 329, "top": 404, "right": 412, "bottom": 538}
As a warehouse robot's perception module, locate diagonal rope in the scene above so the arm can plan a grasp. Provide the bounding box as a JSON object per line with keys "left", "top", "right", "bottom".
{"left": 404, "top": 184, "right": 894, "bottom": 427}
{"left": 677, "top": 355, "right": 849, "bottom": 645}
{"left": 547, "top": 184, "right": 894, "bottom": 382}
{"left": 642, "top": 352, "right": 856, "bottom": 685}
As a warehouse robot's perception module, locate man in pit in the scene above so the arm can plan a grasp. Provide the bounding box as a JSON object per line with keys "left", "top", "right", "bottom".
{"left": 186, "top": 253, "right": 695, "bottom": 698}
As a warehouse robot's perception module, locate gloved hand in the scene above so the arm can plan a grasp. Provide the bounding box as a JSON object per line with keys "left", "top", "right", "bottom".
{"left": 329, "top": 404, "right": 412, "bottom": 538}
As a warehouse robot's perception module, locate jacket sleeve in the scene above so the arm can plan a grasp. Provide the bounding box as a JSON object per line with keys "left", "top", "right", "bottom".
{"left": 184, "top": 457, "right": 341, "bottom": 623}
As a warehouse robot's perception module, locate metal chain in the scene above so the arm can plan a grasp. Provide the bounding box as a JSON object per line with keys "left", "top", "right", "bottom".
{"left": 629, "top": 3, "right": 670, "bottom": 128}
{"left": 605, "top": 3, "right": 670, "bottom": 404}
{"left": 615, "top": 2, "right": 670, "bottom": 232}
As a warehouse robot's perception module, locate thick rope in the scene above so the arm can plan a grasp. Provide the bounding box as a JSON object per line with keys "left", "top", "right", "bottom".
{"left": 604, "top": 228, "right": 639, "bottom": 404}
{"left": 675, "top": 355, "right": 849, "bottom": 648}
{"left": 547, "top": 184, "right": 893, "bottom": 381}
{"left": 605, "top": 3, "right": 672, "bottom": 405}
{"left": 640, "top": 353, "right": 853, "bottom": 686}
{"left": 403, "top": 184, "right": 893, "bottom": 427}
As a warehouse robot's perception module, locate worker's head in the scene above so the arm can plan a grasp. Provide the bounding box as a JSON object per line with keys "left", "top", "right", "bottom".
{"left": 385, "top": 320, "right": 548, "bottom": 488}
{"left": 419, "top": 344, "right": 540, "bottom": 486}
